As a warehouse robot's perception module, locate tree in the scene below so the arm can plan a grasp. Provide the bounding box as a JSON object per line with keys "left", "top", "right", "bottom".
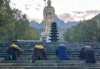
{"left": 0, "top": 0, "right": 15, "bottom": 42}
{"left": 0, "top": 0, "right": 39, "bottom": 42}
{"left": 63, "top": 17, "right": 100, "bottom": 42}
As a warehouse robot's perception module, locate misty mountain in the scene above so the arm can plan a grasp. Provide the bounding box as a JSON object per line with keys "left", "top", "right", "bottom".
{"left": 65, "top": 21, "right": 79, "bottom": 28}
{"left": 93, "top": 13, "right": 100, "bottom": 22}
{"left": 54, "top": 16, "right": 65, "bottom": 28}
{"left": 30, "top": 16, "right": 79, "bottom": 29}
{"left": 30, "top": 20, "right": 43, "bottom": 28}
{"left": 30, "top": 16, "right": 79, "bottom": 38}
{"left": 30, "top": 16, "right": 79, "bottom": 36}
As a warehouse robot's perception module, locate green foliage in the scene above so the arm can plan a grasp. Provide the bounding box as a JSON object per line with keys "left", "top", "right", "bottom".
{"left": 0, "top": 0, "right": 39, "bottom": 42}
{"left": 14, "top": 14, "right": 39, "bottom": 40}
{"left": 63, "top": 14, "right": 100, "bottom": 42}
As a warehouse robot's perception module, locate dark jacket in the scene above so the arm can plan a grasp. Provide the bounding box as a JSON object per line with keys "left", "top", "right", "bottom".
{"left": 32, "top": 45, "right": 47, "bottom": 63}
{"left": 5, "top": 47, "right": 21, "bottom": 60}
{"left": 83, "top": 48, "right": 96, "bottom": 63}
{"left": 79, "top": 46, "right": 96, "bottom": 63}
{"left": 79, "top": 47, "right": 85, "bottom": 60}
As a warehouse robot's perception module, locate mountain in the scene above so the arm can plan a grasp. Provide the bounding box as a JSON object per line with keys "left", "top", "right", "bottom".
{"left": 93, "top": 13, "right": 100, "bottom": 22}
{"left": 63, "top": 13, "right": 100, "bottom": 42}
{"left": 92, "top": 13, "right": 100, "bottom": 28}
{"left": 30, "top": 20, "right": 43, "bottom": 28}
{"left": 65, "top": 21, "right": 79, "bottom": 28}
{"left": 54, "top": 16, "right": 66, "bottom": 28}
{"left": 30, "top": 16, "right": 79, "bottom": 37}
{"left": 30, "top": 16, "right": 79, "bottom": 29}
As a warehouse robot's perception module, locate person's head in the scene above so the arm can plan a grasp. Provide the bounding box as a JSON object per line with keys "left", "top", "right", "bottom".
{"left": 11, "top": 44, "right": 18, "bottom": 48}
{"left": 34, "top": 45, "right": 44, "bottom": 49}
{"left": 47, "top": 0, "right": 51, "bottom": 6}
{"left": 59, "top": 44, "right": 66, "bottom": 46}
{"left": 84, "top": 46, "right": 91, "bottom": 48}
{"left": 83, "top": 46, "right": 92, "bottom": 50}
{"left": 10, "top": 44, "right": 21, "bottom": 51}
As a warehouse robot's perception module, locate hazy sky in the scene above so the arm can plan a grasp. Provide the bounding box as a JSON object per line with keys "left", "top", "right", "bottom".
{"left": 10, "top": 0, "right": 100, "bottom": 22}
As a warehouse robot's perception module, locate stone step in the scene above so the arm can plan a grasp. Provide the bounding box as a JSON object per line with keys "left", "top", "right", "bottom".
{"left": 0, "top": 60, "right": 99, "bottom": 64}
{"left": 0, "top": 61, "right": 100, "bottom": 69}
{"left": 0, "top": 52, "right": 100, "bottom": 56}
{"left": 0, "top": 66, "right": 92, "bottom": 69}
{"left": 0, "top": 54, "right": 100, "bottom": 60}
{"left": 0, "top": 60, "right": 87, "bottom": 64}
{"left": 1, "top": 45, "right": 100, "bottom": 50}
{"left": 0, "top": 62, "right": 99, "bottom": 67}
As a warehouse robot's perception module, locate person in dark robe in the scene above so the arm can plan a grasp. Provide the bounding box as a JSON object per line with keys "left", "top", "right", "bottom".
{"left": 5, "top": 44, "right": 21, "bottom": 60}
{"left": 79, "top": 46, "right": 85, "bottom": 60}
{"left": 79, "top": 46, "right": 96, "bottom": 63}
{"left": 56, "top": 44, "right": 70, "bottom": 60}
{"left": 32, "top": 45, "right": 47, "bottom": 63}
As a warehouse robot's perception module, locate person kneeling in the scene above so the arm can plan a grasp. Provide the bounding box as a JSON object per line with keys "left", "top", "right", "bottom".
{"left": 32, "top": 45, "right": 47, "bottom": 63}
{"left": 56, "top": 44, "right": 70, "bottom": 60}
{"left": 5, "top": 44, "right": 21, "bottom": 60}
{"left": 79, "top": 46, "right": 96, "bottom": 63}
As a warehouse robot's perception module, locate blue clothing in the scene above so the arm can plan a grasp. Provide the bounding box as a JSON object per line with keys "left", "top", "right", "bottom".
{"left": 56, "top": 46, "right": 70, "bottom": 60}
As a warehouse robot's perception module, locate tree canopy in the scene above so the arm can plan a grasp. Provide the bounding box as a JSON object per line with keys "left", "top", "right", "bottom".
{"left": 0, "top": 0, "right": 39, "bottom": 42}
{"left": 63, "top": 14, "right": 100, "bottom": 42}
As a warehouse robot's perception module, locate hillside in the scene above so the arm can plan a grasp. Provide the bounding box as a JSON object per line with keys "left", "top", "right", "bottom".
{"left": 63, "top": 13, "right": 100, "bottom": 42}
